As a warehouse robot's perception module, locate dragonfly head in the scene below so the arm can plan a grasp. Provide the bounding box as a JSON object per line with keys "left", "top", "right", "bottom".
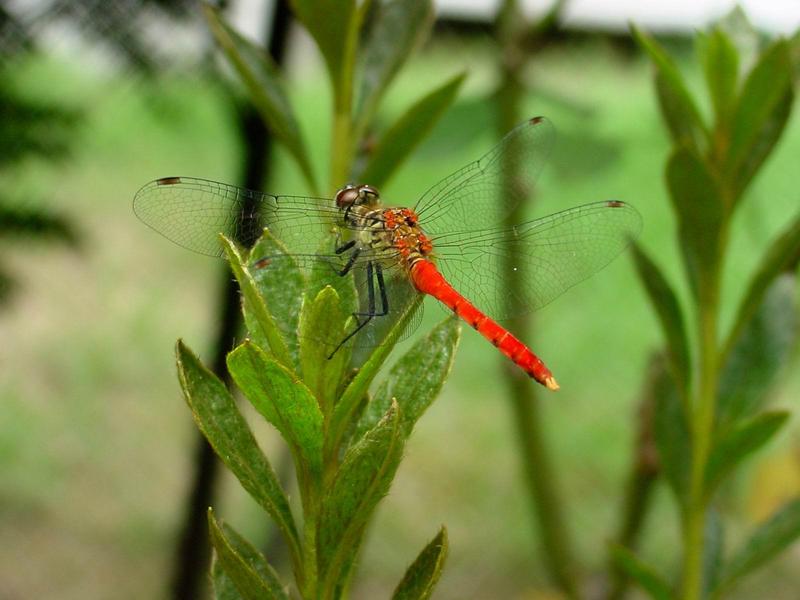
{"left": 335, "top": 184, "right": 380, "bottom": 210}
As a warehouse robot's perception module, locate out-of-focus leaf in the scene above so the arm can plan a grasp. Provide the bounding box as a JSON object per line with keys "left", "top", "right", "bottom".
{"left": 208, "top": 509, "right": 290, "bottom": 600}
{"left": 653, "top": 366, "right": 690, "bottom": 506}
{"left": 722, "top": 212, "right": 800, "bottom": 361}
{"left": 247, "top": 231, "right": 306, "bottom": 370}
{"left": 175, "top": 341, "right": 299, "bottom": 565}
{"left": 666, "top": 147, "right": 725, "bottom": 305}
{"left": 716, "top": 499, "right": 800, "bottom": 593}
{"left": 204, "top": 6, "right": 317, "bottom": 191}
{"left": 631, "top": 244, "right": 691, "bottom": 398}
{"left": 356, "top": 317, "right": 460, "bottom": 440}
{"left": 705, "top": 411, "right": 789, "bottom": 499}
{"left": 718, "top": 274, "right": 798, "bottom": 428}
{"left": 298, "top": 286, "right": 353, "bottom": 414}
{"left": 227, "top": 341, "right": 324, "bottom": 493}
{"left": 791, "top": 29, "right": 800, "bottom": 81}
{"left": 609, "top": 544, "right": 674, "bottom": 600}
{"left": 703, "top": 509, "right": 724, "bottom": 597}
{"left": 319, "top": 400, "right": 404, "bottom": 590}
{"left": 212, "top": 555, "right": 243, "bottom": 600}
{"left": 392, "top": 527, "right": 449, "bottom": 600}
{"left": 220, "top": 235, "right": 293, "bottom": 370}
{"left": 356, "top": 0, "right": 435, "bottom": 131}
{"left": 715, "top": 6, "right": 759, "bottom": 71}
{"left": 329, "top": 295, "right": 423, "bottom": 452}
{"left": 697, "top": 28, "right": 739, "bottom": 126}
{"left": 724, "top": 39, "right": 794, "bottom": 202}
{"left": 632, "top": 25, "right": 707, "bottom": 152}
{"left": 289, "top": 0, "right": 358, "bottom": 100}
{"left": 358, "top": 73, "right": 466, "bottom": 188}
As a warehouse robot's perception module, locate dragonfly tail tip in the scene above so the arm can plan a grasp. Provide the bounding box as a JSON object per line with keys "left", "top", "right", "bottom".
{"left": 544, "top": 376, "right": 560, "bottom": 391}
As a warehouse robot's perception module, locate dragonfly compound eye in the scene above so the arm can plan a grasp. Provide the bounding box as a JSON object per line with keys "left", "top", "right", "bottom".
{"left": 358, "top": 184, "right": 380, "bottom": 204}
{"left": 335, "top": 185, "right": 359, "bottom": 208}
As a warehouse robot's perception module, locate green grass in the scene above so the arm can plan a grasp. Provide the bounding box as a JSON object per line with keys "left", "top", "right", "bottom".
{"left": 1, "top": 38, "right": 799, "bottom": 599}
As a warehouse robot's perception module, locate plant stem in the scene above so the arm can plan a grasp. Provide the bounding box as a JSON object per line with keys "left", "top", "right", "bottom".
{"left": 327, "top": 10, "right": 360, "bottom": 193}
{"left": 681, "top": 288, "right": 721, "bottom": 600}
{"left": 495, "top": 1, "right": 578, "bottom": 597}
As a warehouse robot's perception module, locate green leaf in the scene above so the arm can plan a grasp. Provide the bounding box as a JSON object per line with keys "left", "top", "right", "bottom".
{"left": 247, "top": 231, "right": 306, "bottom": 371}
{"left": 208, "top": 509, "right": 290, "bottom": 600}
{"left": 698, "top": 28, "right": 739, "bottom": 126}
{"left": 653, "top": 366, "right": 691, "bottom": 507}
{"left": 220, "top": 235, "right": 293, "bottom": 370}
{"left": 631, "top": 244, "right": 691, "bottom": 398}
{"left": 725, "top": 39, "right": 794, "bottom": 201}
{"left": 610, "top": 544, "right": 674, "bottom": 600}
{"left": 666, "top": 146, "right": 726, "bottom": 305}
{"left": 289, "top": 0, "right": 358, "bottom": 100}
{"left": 358, "top": 72, "right": 466, "bottom": 188}
{"left": 718, "top": 274, "right": 798, "bottom": 428}
{"left": 175, "top": 341, "right": 300, "bottom": 566}
{"left": 203, "top": 5, "right": 317, "bottom": 191}
{"left": 717, "top": 499, "right": 800, "bottom": 593}
{"left": 705, "top": 411, "right": 789, "bottom": 499}
{"left": 319, "top": 400, "right": 405, "bottom": 590}
{"left": 632, "top": 25, "right": 707, "bottom": 152}
{"left": 355, "top": 0, "right": 435, "bottom": 132}
{"left": 212, "top": 557, "right": 243, "bottom": 600}
{"left": 392, "top": 527, "right": 449, "bottom": 600}
{"left": 329, "top": 295, "right": 424, "bottom": 453}
{"left": 298, "top": 285, "right": 353, "bottom": 414}
{"left": 722, "top": 211, "right": 800, "bottom": 362}
{"left": 356, "top": 316, "right": 460, "bottom": 440}
{"left": 306, "top": 242, "right": 358, "bottom": 318}
{"left": 227, "top": 341, "right": 324, "bottom": 494}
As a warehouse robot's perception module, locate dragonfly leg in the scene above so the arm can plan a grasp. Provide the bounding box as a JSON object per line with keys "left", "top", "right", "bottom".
{"left": 337, "top": 246, "right": 361, "bottom": 276}
{"left": 335, "top": 239, "right": 356, "bottom": 254}
{"left": 327, "top": 262, "right": 389, "bottom": 358}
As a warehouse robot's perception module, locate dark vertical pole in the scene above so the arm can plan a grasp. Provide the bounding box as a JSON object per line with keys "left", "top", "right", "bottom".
{"left": 169, "top": 3, "right": 292, "bottom": 599}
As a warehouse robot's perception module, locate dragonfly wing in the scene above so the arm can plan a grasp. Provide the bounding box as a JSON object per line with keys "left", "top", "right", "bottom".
{"left": 432, "top": 201, "right": 642, "bottom": 320}
{"left": 414, "top": 117, "right": 554, "bottom": 236}
{"left": 133, "top": 176, "right": 346, "bottom": 257}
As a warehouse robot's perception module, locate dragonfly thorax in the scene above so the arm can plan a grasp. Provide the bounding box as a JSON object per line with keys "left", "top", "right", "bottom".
{"left": 336, "top": 184, "right": 434, "bottom": 269}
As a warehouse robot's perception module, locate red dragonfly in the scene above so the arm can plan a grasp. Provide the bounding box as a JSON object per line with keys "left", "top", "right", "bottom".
{"left": 134, "top": 117, "right": 641, "bottom": 390}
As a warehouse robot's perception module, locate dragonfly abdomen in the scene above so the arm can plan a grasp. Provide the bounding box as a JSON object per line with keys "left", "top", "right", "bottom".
{"left": 410, "top": 260, "right": 559, "bottom": 391}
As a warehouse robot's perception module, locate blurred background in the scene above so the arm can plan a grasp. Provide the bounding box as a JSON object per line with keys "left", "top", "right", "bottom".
{"left": 1, "top": 1, "right": 799, "bottom": 599}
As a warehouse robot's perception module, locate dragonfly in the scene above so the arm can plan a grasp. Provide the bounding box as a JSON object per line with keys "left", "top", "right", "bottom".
{"left": 134, "top": 117, "right": 641, "bottom": 391}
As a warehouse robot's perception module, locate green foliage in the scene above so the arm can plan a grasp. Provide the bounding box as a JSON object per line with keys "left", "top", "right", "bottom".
{"left": 298, "top": 286, "right": 354, "bottom": 414}
{"left": 356, "top": 316, "right": 461, "bottom": 439}
{"left": 318, "top": 400, "right": 404, "bottom": 590}
{"left": 227, "top": 342, "right": 324, "bottom": 500}
{"left": 704, "top": 411, "right": 789, "bottom": 499}
{"left": 356, "top": 0, "right": 435, "bottom": 131}
{"left": 609, "top": 544, "right": 674, "bottom": 600}
{"left": 358, "top": 72, "right": 466, "bottom": 188}
{"left": 652, "top": 366, "right": 691, "bottom": 507}
{"left": 392, "top": 528, "right": 449, "bottom": 600}
{"left": 717, "top": 276, "right": 799, "bottom": 428}
{"left": 178, "top": 233, "right": 456, "bottom": 597}
{"left": 203, "top": 5, "right": 317, "bottom": 191}
{"left": 717, "top": 499, "right": 800, "bottom": 594}
{"left": 191, "top": 7, "right": 466, "bottom": 590}
{"left": 630, "top": 244, "right": 691, "bottom": 398}
{"left": 665, "top": 147, "right": 725, "bottom": 305}
{"left": 175, "top": 340, "right": 301, "bottom": 571}
{"left": 629, "top": 17, "right": 799, "bottom": 600}
{"left": 208, "top": 509, "right": 290, "bottom": 600}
